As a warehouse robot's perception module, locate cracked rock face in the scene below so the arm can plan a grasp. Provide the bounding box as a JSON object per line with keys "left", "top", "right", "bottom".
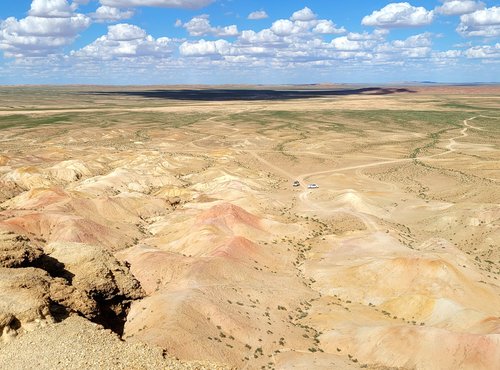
{"left": 0, "top": 231, "right": 44, "bottom": 268}
{"left": 46, "top": 242, "right": 144, "bottom": 302}
{"left": 0, "top": 233, "right": 144, "bottom": 341}
{"left": 0, "top": 267, "right": 53, "bottom": 340}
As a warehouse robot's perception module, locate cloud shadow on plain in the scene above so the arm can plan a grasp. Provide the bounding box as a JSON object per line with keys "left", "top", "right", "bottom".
{"left": 85, "top": 87, "right": 416, "bottom": 102}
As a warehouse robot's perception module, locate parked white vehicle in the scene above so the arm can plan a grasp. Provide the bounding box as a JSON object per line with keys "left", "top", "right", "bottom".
{"left": 307, "top": 183, "right": 319, "bottom": 189}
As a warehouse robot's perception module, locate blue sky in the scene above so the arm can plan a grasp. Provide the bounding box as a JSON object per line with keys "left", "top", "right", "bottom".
{"left": 0, "top": 0, "right": 499, "bottom": 84}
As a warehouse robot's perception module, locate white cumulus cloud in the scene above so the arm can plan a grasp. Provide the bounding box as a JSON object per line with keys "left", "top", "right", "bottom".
{"left": 29, "top": 0, "right": 74, "bottom": 17}
{"left": 465, "top": 43, "right": 500, "bottom": 58}
{"left": 313, "top": 20, "right": 346, "bottom": 35}
{"left": 182, "top": 15, "right": 211, "bottom": 36}
{"left": 436, "top": 1, "right": 485, "bottom": 16}
{"left": 239, "top": 29, "right": 281, "bottom": 46}
{"left": 457, "top": 6, "right": 500, "bottom": 37}
{"left": 179, "top": 39, "right": 231, "bottom": 57}
{"left": 72, "top": 23, "right": 173, "bottom": 59}
{"left": 378, "top": 33, "right": 433, "bottom": 58}
{"left": 433, "top": 50, "right": 462, "bottom": 58}
{"left": 330, "top": 37, "right": 368, "bottom": 52}
{"left": 182, "top": 15, "right": 238, "bottom": 37}
{"left": 347, "top": 29, "right": 389, "bottom": 41}
{"left": 107, "top": 23, "right": 145, "bottom": 40}
{"left": 248, "top": 10, "right": 268, "bottom": 20}
{"left": 290, "top": 7, "right": 317, "bottom": 22}
{"left": 0, "top": 0, "right": 91, "bottom": 58}
{"left": 92, "top": 6, "right": 134, "bottom": 22}
{"left": 270, "top": 19, "right": 296, "bottom": 36}
{"left": 267, "top": 8, "right": 345, "bottom": 37}
{"left": 362, "top": 2, "right": 434, "bottom": 28}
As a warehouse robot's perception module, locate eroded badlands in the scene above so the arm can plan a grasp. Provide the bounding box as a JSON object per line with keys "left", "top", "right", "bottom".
{"left": 0, "top": 86, "right": 499, "bottom": 369}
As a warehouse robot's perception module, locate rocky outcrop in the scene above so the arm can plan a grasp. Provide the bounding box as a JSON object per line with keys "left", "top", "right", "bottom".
{"left": 45, "top": 242, "right": 144, "bottom": 333}
{"left": 0, "top": 267, "right": 53, "bottom": 340}
{"left": 46, "top": 242, "right": 143, "bottom": 302}
{"left": 0, "top": 233, "right": 144, "bottom": 341}
{"left": 0, "top": 231, "right": 43, "bottom": 268}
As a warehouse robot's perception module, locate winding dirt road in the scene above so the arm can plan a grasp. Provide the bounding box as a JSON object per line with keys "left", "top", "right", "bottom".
{"left": 251, "top": 116, "right": 483, "bottom": 231}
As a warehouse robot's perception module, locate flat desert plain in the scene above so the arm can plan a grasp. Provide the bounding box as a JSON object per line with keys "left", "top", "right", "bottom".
{"left": 0, "top": 85, "right": 499, "bottom": 370}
